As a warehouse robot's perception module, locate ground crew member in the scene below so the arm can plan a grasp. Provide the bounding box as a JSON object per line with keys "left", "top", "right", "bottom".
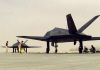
{"left": 90, "top": 45, "right": 96, "bottom": 53}
{"left": 83, "top": 46, "right": 88, "bottom": 53}
{"left": 6, "top": 41, "right": 9, "bottom": 53}
{"left": 18, "top": 41, "right": 23, "bottom": 53}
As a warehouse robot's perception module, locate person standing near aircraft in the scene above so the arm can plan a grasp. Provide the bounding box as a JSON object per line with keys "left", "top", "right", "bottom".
{"left": 18, "top": 41, "right": 23, "bottom": 53}
{"left": 6, "top": 41, "right": 9, "bottom": 53}
{"left": 21, "top": 41, "right": 23, "bottom": 53}
{"left": 17, "top": 39, "right": 20, "bottom": 53}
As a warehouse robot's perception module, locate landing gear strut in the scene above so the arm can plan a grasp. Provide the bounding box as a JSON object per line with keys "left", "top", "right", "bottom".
{"left": 79, "top": 39, "right": 83, "bottom": 53}
{"left": 26, "top": 48, "right": 27, "bottom": 53}
{"left": 55, "top": 44, "right": 58, "bottom": 53}
{"left": 17, "top": 48, "right": 19, "bottom": 53}
{"left": 13, "top": 47, "right": 14, "bottom": 53}
{"left": 15, "top": 48, "right": 16, "bottom": 53}
{"left": 46, "top": 40, "right": 50, "bottom": 53}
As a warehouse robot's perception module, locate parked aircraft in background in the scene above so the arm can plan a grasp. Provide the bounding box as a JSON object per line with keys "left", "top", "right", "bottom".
{"left": 17, "top": 14, "right": 100, "bottom": 53}
{"left": 2, "top": 40, "right": 41, "bottom": 53}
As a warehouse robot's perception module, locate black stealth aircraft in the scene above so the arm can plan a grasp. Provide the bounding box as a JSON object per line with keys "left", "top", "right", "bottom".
{"left": 17, "top": 14, "right": 100, "bottom": 53}
{"left": 2, "top": 40, "right": 41, "bottom": 53}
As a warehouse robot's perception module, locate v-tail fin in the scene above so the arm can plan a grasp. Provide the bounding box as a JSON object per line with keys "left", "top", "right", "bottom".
{"left": 78, "top": 15, "right": 100, "bottom": 33}
{"left": 66, "top": 14, "right": 77, "bottom": 34}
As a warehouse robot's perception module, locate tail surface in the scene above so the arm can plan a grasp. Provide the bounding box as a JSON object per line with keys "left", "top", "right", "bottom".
{"left": 24, "top": 40, "right": 28, "bottom": 44}
{"left": 66, "top": 14, "right": 77, "bottom": 34}
{"left": 78, "top": 15, "right": 100, "bottom": 33}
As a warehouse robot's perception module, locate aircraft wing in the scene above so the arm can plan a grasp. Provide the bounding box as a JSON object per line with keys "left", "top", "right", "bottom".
{"left": 55, "top": 37, "right": 100, "bottom": 43}
{"left": 1, "top": 46, "right": 14, "bottom": 48}
{"left": 17, "top": 36, "right": 47, "bottom": 41}
{"left": 91, "top": 37, "right": 100, "bottom": 40}
{"left": 22, "top": 46, "right": 41, "bottom": 48}
{"left": 1, "top": 46, "right": 41, "bottom": 48}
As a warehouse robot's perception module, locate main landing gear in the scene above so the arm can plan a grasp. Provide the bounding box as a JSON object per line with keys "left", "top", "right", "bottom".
{"left": 46, "top": 40, "right": 58, "bottom": 54}
{"left": 13, "top": 47, "right": 14, "bottom": 53}
{"left": 26, "top": 48, "right": 27, "bottom": 53}
{"left": 46, "top": 39, "right": 83, "bottom": 54}
{"left": 13, "top": 47, "right": 18, "bottom": 53}
{"left": 46, "top": 40, "right": 50, "bottom": 53}
{"left": 79, "top": 39, "right": 83, "bottom": 53}
{"left": 55, "top": 43, "right": 58, "bottom": 53}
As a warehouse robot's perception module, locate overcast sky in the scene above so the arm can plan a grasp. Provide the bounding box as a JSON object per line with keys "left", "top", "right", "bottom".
{"left": 0, "top": 0, "right": 100, "bottom": 52}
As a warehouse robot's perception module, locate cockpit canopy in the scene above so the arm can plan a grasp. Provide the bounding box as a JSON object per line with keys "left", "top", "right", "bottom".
{"left": 44, "top": 27, "right": 69, "bottom": 38}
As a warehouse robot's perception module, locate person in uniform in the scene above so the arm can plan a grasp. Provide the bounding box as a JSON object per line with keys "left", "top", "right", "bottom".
{"left": 83, "top": 46, "right": 88, "bottom": 53}
{"left": 18, "top": 40, "right": 23, "bottom": 53}
{"left": 6, "top": 41, "right": 9, "bottom": 53}
{"left": 90, "top": 45, "right": 96, "bottom": 53}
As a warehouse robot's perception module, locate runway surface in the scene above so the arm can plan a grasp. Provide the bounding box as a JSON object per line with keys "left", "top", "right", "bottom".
{"left": 0, "top": 52, "right": 100, "bottom": 70}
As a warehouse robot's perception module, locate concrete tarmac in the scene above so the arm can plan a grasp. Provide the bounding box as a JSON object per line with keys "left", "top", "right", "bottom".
{"left": 0, "top": 53, "right": 100, "bottom": 70}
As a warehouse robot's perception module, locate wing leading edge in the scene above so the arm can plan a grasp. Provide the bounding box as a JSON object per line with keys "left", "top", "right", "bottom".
{"left": 91, "top": 37, "right": 100, "bottom": 40}
{"left": 1, "top": 46, "right": 41, "bottom": 48}
{"left": 1, "top": 46, "right": 17, "bottom": 48}
{"left": 25, "top": 46, "right": 41, "bottom": 48}
{"left": 16, "top": 36, "right": 47, "bottom": 41}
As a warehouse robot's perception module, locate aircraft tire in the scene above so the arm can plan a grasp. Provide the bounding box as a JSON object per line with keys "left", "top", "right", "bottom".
{"left": 46, "top": 48, "right": 49, "bottom": 53}
{"left": 79, "top": 46, "right": 82, "bottom": 53}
